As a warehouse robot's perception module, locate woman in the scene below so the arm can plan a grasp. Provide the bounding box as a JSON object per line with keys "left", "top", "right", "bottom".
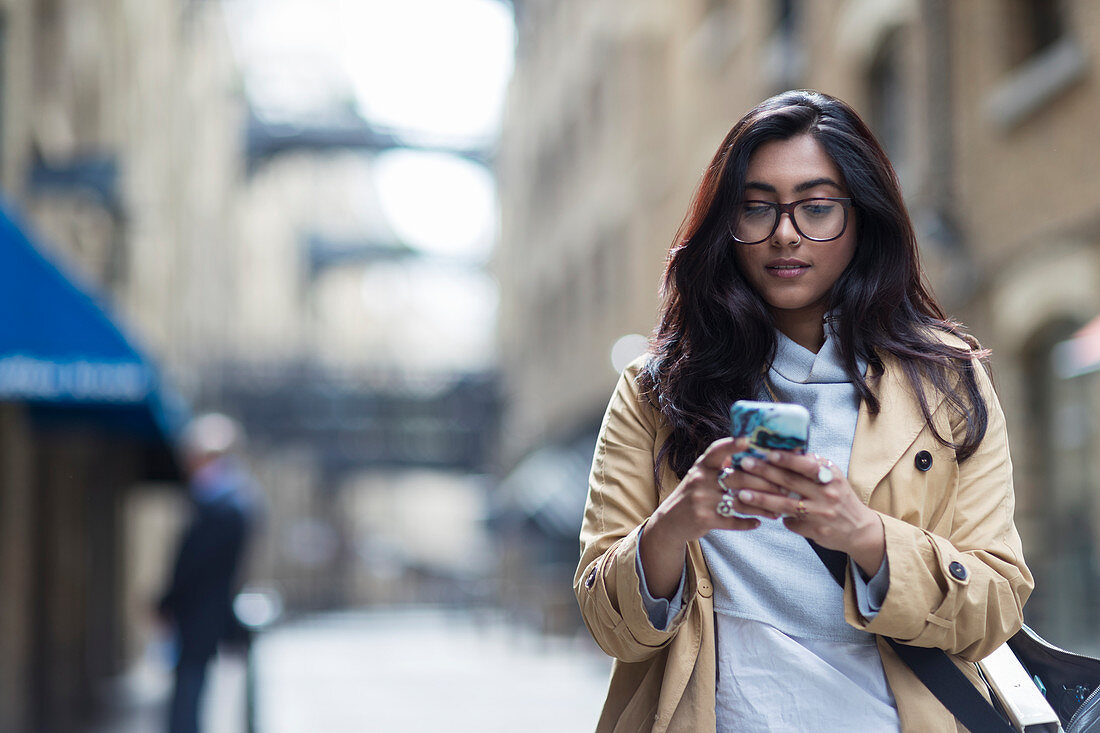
{"left": 574, "top": 90, "right": 1033, "bottom": 732}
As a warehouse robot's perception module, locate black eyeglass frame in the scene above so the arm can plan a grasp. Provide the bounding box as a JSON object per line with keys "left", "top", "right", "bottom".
{"left": 730, "top": 197, "right": 855, "bottom": 244}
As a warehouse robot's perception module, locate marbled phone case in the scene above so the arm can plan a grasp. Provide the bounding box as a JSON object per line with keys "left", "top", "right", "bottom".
{"left": 728, "top": 400, "right": 810, "bottom": 469}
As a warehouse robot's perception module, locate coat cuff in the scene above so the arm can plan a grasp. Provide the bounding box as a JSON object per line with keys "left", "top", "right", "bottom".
{"left": 612, "top": 522, "right": 695, "bottom": 646}
{"left": 851, "top": 554, "right": 889, "bottom": 619}
{"left": 845, "top": 512, "right": 945, "bottom": 639}
{"left": 635, "top": 526, "right": 687, "bottom": 630}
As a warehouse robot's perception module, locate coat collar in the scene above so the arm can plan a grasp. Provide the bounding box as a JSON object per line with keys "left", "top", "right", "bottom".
{"left": 650, "top": 351, "right": 951, "bottom": 501}
{"left": 847, "top": 352, "right": 948, "bottom": 503}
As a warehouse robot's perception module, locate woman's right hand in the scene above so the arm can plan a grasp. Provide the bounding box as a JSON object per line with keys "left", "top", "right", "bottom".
{"left": 638, "top": 437, "right": 780, "bottom": 599}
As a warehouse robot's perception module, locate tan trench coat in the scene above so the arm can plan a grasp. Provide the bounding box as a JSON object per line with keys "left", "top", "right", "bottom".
{"left": 574, "top": 349, "right": 1034, "bottom": 732}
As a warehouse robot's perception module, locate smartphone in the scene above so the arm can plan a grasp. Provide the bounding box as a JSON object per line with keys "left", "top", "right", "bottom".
{"left": 728, "top": 400, "right": 810, "bottom": 469}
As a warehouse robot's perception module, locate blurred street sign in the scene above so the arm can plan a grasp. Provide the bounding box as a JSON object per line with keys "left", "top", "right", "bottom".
{"left": 1054, "top": 314, "right": 1100, "bottom": 378}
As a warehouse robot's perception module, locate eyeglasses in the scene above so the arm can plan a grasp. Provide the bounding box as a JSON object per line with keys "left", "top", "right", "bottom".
{"left": 730, "top": 197, "right": 854, "bottom": 244}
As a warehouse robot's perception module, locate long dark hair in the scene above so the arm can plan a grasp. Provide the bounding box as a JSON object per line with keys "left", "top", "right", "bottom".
{"left": 638, "top": 89, "right": 989, "bottom": 480}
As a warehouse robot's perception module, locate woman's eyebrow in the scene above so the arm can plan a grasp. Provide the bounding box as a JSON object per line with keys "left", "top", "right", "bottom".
{"left": 794, "top": 177, "right": 843, "bottom": 192}
{"left": 744, "top": 177, "right": 843, "bottom": 193}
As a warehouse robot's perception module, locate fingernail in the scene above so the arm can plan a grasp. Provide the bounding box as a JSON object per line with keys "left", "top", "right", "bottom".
{"left": 741, "top": 457, "right": 756, "bottom": 469}
{"left": 766, "top": 450, "right": 780, "bottom": 462}
{"left": 738, "top": 490, "right": 753, "bottom": 502}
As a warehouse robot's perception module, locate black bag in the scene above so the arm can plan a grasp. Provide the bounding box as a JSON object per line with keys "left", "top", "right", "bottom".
{"left": 1006, "top": 625, "right": 1100, "bottom": 732}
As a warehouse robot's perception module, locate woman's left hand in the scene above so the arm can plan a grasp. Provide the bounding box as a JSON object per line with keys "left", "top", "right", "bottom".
{"left": 733, "top": 451, "right": 886, "bottom": 576}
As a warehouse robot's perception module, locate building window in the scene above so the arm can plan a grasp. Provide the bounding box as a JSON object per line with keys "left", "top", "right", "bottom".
{"left": 775, "top": 0, "right": 799, "bottom": 38}
{"left": 1006, "top": 0, "right": 1065, "bottom": 68}
{"left": 866, "top": 31, "right": 906, "bottom": 178}
{"left": 984, "top": 0, "right": 1084, "bottom": 129}
{"left": 761, "top": 0, "right": 802, "bottom": 92}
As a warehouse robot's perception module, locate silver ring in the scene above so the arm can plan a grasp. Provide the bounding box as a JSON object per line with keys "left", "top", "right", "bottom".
{"left": 716, "top": 496, "right": 737, "bottom": 517}
{"left": 717, "top": 467, "right": 736, "bottom": 493}
{"left": 816, "top": 464, "right": 834, "bottom": 485}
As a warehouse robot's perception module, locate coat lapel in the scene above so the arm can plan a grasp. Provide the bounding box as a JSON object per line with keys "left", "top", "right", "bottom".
{"left": 847, "top": 354, "right": 948, "bottom": 504}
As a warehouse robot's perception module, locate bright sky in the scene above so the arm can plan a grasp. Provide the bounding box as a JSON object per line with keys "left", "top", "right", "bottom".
{"left": 223, "top": 0, "right": 513, "bottom": 259}
{"left": 223, "top": 0, "right": 512, "bottom": 368}
{"left": 338, "top": 0, "right": 515, "bottom": 144}
{"left": 373, "top": 150, "right": 497, "bottom": 262}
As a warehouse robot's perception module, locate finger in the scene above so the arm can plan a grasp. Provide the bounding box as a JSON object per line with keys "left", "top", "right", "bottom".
{"left": 730, "top": 497, "right": 780, "bottom": 521}
{"left": 739, "top": 454, "right": 823, "bottom": 499}
{"left": 765, "top": 450, "right": 834, "bottom": 484}
{"left": 781, "top": 516, "right": 812, "bottom": 537}
{"left": 711, "top": 491, "right": 765, "bottom": 526}
{"left": 738, "top": 472, "right": 787, "bottom": 495}
{"left": 724, "top": 483, "right": 783, "bottom": 519}
{"left": 721, "top": 438, "right": 753, "bottom": 470}
{"left": 698, "top": 437, "right": 739, "bottom": 470}
{"left": 716, "top": 469, "right": 785, "bottom": 496}
{"left": 735, "top": 489, "right": 799, "bottom": 519}
{"left": 715, "top": 515, "right": 762, "bottom": 531}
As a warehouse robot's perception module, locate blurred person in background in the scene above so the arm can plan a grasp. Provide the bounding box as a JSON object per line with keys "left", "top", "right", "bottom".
{"left": 157, "top": 413, "right": 258, "bottom": 733}
{"left": 574, "top": 90, "right": 1032, "bottom": 731}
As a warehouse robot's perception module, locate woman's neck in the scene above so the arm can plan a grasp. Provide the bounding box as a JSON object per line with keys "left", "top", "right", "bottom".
{"left": 773, "top": 310, "right": 826, "bottom": 353}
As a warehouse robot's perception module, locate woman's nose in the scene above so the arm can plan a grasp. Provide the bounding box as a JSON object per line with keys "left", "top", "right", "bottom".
{"left": 772, "top": 211, "right": 801, "bottom": 245}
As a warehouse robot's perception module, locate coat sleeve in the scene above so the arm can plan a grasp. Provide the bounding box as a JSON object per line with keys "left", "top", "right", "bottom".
{"left": 574, "top": 363, "right": 698, "bottom": 662}
{"left": 845, "top": 360, "right": 1034, "bottom": 661}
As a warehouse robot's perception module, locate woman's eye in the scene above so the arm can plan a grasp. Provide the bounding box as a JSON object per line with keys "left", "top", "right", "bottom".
{"left": 801, "top": 203, "right": 836, "bottom": 217}
{"left": 742, "top": 204, "right": 773, "bottom": 219}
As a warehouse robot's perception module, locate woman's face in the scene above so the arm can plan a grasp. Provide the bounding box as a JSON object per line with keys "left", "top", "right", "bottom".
{"left": 733, "top": 134, "right": 857, "bottom": 331}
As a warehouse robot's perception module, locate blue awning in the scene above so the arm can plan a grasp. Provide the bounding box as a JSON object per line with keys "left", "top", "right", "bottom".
{"left": 0, "top": 201, "right": 186, "bottom": 478}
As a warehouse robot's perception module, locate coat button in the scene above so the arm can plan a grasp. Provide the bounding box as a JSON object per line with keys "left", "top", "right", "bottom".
{"left": 915, "top": 450, "right": 933, "bottom": 472}
{"left": 585, "top": 567, "right": 597, "bottom": 588}
{"left": 698, "top": 579, "right": 713, "bottom": 598}
{"left": 948, "top": 561, "right": 968, "bottom": 581}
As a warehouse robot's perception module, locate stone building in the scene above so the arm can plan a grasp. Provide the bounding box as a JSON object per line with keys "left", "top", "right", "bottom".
{"left": 1, "top": 1, "right": 504, "bottom": 727}
{"left": 496, "top": 0, "right": 1100, "bottom": 647}
{"left": 0, "top": 1, "right": 244, "bottom": 729}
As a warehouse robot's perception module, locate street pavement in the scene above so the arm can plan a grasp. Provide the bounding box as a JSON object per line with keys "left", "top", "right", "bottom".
{"left": 89, "top": 607, "right": 612, "bottom": 732}
{"left": 254, "top": 608, "right": 611, "bottom": 732}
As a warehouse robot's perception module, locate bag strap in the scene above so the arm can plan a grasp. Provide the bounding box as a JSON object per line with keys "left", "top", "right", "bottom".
{"left": 806, "top": 539, "right": 1015, "bottom": 733}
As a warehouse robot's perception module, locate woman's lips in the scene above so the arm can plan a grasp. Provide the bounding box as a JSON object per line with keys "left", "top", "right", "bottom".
{"left": 766, "top": 264, "right": 809, "bottom": 279}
